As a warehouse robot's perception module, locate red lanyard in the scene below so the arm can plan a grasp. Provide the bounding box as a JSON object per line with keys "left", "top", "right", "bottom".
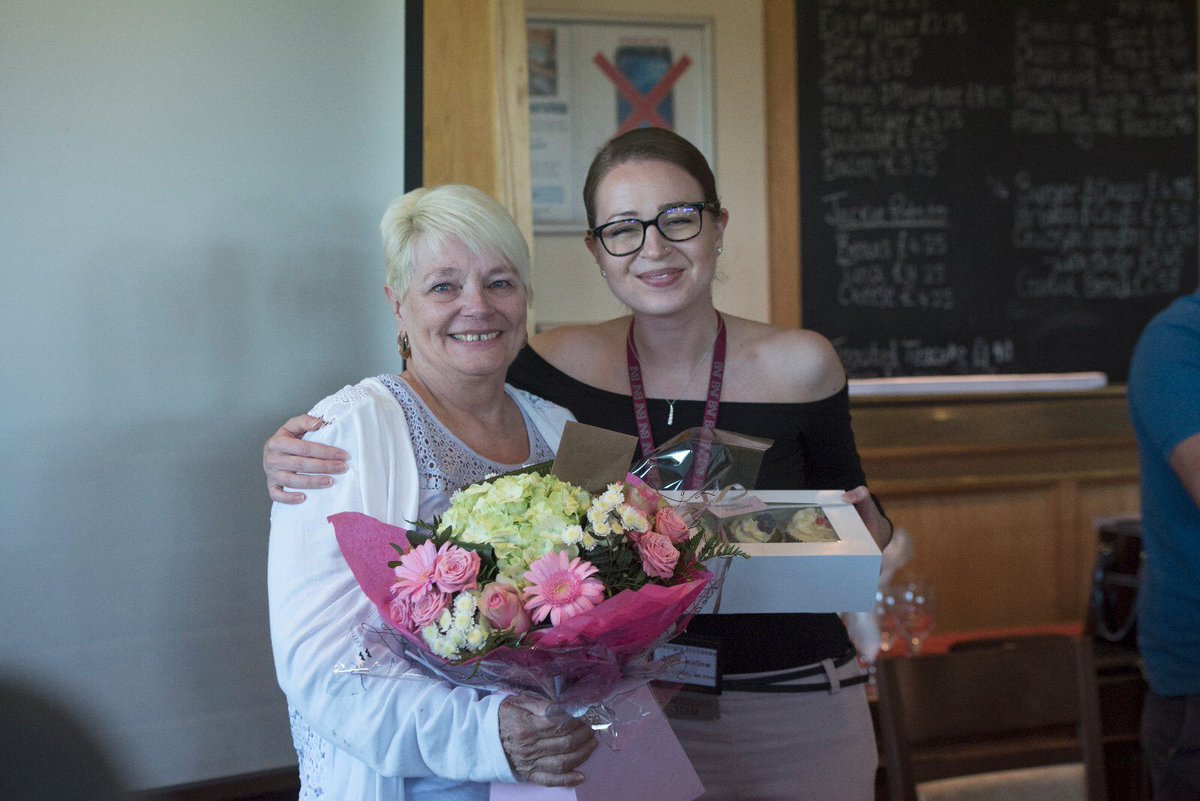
{"left": 626, "top": 313, "right": 726, "bottom": 488}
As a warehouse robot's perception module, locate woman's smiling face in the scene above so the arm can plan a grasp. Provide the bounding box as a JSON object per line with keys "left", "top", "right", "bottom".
{"left": 586, "top": 159, "right": 727, "bottom": 319}
{"left": 389, "top": 235, "right": 528, "bottom": 384}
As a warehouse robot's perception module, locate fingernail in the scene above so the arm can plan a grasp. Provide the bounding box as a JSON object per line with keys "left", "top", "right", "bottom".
{"left": 321, "top": 477, "right": 334, "bottom": 487}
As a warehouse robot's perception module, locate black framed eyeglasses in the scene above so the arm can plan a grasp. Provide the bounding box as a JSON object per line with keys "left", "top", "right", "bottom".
{"left": 590, "top": 202, "right": 716, "bottom": 257}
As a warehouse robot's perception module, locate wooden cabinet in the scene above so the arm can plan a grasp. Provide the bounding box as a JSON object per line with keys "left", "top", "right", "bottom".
{"left": 852, "top": 389, "right": 1139, "bottom": 633}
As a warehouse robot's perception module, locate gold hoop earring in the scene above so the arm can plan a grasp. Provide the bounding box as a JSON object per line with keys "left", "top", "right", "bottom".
{"left": 398, "top": 332, "right": 411, "bottom": 360}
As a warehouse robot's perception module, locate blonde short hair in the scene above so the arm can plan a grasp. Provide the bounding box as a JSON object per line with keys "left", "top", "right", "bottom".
{"left": 380, "top": 184, "right": 531, "bottom": 299}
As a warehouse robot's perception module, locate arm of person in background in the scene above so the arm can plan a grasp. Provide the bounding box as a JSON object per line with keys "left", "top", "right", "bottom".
{"left": 1130, "top": 296, "right": 1200, "bottom": 514}
{"left": 1169, "top": 432, "right": 1200, "bottom": 508}
{"left": 265, "top": 414, "right": 348, "bottom": 504}
{"left": 268, "top": 384, "right": 594, "bottom": 787}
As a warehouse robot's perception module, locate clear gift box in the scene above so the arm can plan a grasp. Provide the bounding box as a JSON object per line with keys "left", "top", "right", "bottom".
{"left": 664, "top": 489, "right": 883, "bottom": 614}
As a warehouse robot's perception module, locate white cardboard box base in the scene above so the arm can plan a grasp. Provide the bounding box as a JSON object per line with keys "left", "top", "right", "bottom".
{"left": 489, "top": 685, "right": 703, "bottom": 801}
{"left": 674, "top": 489, "right": 884, "bottom": 614}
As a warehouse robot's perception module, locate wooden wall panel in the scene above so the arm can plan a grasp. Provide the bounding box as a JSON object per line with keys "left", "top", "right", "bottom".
{"left": 423, "top": 0, "right": 532, "bottom": 243}
{"left": 883, "top": 489, "right": 1060, "bottom": 632}
{"left": 856, "top": 389, "right": 1140, "bottom": 634}
{"left": 880, "top": 477, "right": 1139, "bottom": 633}
{"left": 764, "top": 0, "right": 801, "bottom": 328}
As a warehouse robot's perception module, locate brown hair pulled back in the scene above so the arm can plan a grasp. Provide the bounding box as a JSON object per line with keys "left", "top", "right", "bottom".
{"left": 582, "top": 127, "right": 720, "bottom": 229}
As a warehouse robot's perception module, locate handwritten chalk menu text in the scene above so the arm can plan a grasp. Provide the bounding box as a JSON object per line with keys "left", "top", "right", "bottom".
{"left": 797, "top": 0, "right": 1197, "bottom": 380}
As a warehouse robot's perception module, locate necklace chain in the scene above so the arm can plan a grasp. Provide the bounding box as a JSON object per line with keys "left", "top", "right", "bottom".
{"left": 632, "top": 323, "right": 720, "bottom": 426}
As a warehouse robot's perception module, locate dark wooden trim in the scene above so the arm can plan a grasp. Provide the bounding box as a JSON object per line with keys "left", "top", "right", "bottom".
{"left": 405, "top": 0, "right": 423, "bottom": 191}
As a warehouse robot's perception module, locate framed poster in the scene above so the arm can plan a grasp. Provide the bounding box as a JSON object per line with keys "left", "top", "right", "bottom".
{"left": 527, "top": 17, "right": 714, "bottom": 231}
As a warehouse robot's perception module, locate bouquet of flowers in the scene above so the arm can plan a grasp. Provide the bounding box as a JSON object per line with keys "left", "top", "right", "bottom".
{"left": 329, "top": 427, "right": 747, "bottom": 717}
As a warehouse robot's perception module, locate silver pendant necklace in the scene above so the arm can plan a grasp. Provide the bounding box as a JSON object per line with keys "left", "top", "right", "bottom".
{"left": 629, "top": 316, "right": 721, "bottom": 426}
{"left": 664, "top": 340, "right": 716, "bottom": 425}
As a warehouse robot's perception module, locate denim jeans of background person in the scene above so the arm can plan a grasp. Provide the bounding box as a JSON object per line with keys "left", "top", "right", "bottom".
{"left": 1128, "top": 288, "right": 1200, "bottom": 801}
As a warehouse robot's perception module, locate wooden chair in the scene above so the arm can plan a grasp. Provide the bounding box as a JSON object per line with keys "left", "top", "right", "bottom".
{"left": 875, "top": 635, "right": 1107, "bottom": 801}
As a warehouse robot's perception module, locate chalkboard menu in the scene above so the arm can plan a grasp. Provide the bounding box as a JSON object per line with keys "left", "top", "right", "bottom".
{"left": 797, "top": 0, "right": 1198, "bottom": 381}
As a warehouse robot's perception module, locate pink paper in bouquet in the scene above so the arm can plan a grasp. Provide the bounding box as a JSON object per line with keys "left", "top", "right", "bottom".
{"left": 330, "top": 510, "right": 711, "bottom": 709}
{"left": 329, "top": 512, "right": 412, "bottom": 627}
{"left": 527, "top": 575, "right": 711, "bottom": 661}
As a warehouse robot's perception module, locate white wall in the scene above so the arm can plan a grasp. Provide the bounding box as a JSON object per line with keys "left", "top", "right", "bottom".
{"left": 1, "top": 1, "right": 408, "bottom": 789}
{"left": 526, "top": 1, "right": 770, "bottom": 328}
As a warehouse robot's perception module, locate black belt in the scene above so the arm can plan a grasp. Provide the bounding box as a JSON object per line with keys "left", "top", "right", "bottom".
{"left": 721, "top": 649, "right": 868, "bottom": 693}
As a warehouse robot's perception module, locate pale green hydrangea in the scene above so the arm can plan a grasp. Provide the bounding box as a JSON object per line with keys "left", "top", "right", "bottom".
{"left": 439, "top": 472, "right": 593, "bottom": 580}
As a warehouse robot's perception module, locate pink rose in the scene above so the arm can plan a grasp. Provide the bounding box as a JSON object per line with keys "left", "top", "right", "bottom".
{"left": 654, "top": 506, "right": 691, "bottom": 544}
{"left": 387, "top": 594, "right": 414, "bottom": 631}
{"left": 637, "top": 531, "right": 680, "bottom": 580}
{"left": 434, "top": 543, "right": 480, "bottom": 593}
{"left": 410, "top": 591, "right": 449, "bottom": 629}
{"left": 480, "top": 582, "right": 532, "bottom": 634}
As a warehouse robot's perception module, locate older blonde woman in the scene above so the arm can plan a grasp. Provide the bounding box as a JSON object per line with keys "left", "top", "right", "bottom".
{"left": 268, "top": 184, "right": 596, "bottom": 801}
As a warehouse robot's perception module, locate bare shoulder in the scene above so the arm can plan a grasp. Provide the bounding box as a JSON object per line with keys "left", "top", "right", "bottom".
{"left": 726, "top": 316, "right": 846, "bottom": 402}
{"left": 529, "top": 318, "right": 629, "bottom": 387}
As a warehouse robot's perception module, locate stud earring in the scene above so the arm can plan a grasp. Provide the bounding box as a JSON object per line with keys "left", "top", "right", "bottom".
{"left": 600, "top": 269, "right": 608, "bottom": 278}
{"left": 397, "top": 332, "right": 411, "bottom": 360}
{"left": 716, "top": 246, "right": 723, "bottom": 256}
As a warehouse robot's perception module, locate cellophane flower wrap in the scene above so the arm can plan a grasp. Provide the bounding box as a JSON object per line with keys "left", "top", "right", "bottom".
{"left": 330, "top": 442, "right": 744, "bottom": 727}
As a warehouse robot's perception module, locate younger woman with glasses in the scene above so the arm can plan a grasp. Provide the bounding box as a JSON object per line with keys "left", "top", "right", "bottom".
{"left": 264, "top": 128, "right": 892, "bottom": 801}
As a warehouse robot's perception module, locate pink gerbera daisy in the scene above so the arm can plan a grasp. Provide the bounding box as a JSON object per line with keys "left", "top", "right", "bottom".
{"left": 391, "top": 540, "right": 439, "bottom": 600}
{"left": 522, "top": 552, "right": 605, "bottom": 626}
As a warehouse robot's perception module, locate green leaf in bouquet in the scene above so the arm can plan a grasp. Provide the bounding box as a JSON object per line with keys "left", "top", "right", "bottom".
{"left": 493, "top": 459, "right": 555, "bottom": 478}
{"left": 582, "top": 535, "right": 650, "bottom": 596}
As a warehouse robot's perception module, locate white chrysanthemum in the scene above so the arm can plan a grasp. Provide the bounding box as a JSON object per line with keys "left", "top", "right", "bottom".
{"left": 619, "top": 504, "right": 650, "bottom": 532}
{"left": 429, "top": 635, "right": 458, "bottom": 659}
{"left": 598, "top": 484, "right": 624, "bottom": 510}
{"left": 454, "top": 591, "right": 478, "bottom": 616}
{"left": 444, "top": 628, "right": 466, "bottom": 650}
{"left": 560, "top": 524, "right": 584, "bottom": 546}
{"left": 465, "top": 625, "right": 489, "bottom": 649}
{"left": 438, "top": 608, "right": 454, "bottom": 629}
{"left": 588, "top": 506, "right": 611, "bottom": 535}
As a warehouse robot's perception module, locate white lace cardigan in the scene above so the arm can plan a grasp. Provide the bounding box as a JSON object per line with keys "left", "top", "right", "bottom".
{"left": 268, "top": 377, "right": 573, "bottom": 799}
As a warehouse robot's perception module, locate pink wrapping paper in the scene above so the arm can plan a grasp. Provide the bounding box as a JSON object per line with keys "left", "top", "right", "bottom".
{"left": 329, "top": 511, "right": 711, "bottom": 704}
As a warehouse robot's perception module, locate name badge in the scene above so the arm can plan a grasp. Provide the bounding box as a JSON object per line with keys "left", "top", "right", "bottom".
{"left": 653, "top": 636, "right": 722, "bottom": 692}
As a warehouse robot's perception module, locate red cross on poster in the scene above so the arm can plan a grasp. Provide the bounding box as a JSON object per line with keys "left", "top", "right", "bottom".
{"left": 593, "top": 51, "right": 693, "bottom": 135}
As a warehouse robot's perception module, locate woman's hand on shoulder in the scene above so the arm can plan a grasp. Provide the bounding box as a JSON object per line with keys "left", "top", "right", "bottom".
{"left": 264, "top": 415, "right": 348, "bottom": 504}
